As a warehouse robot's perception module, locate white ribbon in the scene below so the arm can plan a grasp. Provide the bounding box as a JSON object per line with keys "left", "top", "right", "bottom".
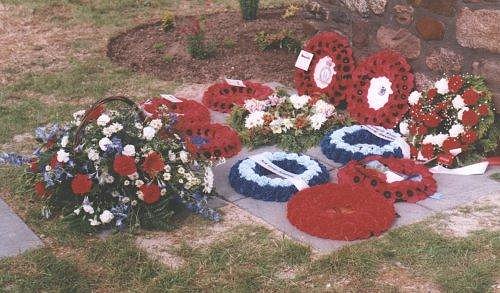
{"left": 249, "top": 154, "right": 309, "bottom": 190}
{"left": 160, "top": 94, "right": 182, "bottom": 103}
{"left": 361, "top": 125, "right": 411, "bottom": 158}
{"left": 429, "top": 161, "right": 489, "bottom": 175}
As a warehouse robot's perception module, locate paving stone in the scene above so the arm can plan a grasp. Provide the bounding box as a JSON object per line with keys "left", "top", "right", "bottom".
{"left": 213, "top": 145, "right": 283, "bottom": 202}
{"left": 304, "top": 146, "right": 342, "bottom": 171}
{"left": 0, "top": 198, "right": 43, "bottom": 258}
{"left": 392, "top": 202, "right": 434, "bottom": 227}
{"left": 416, "top": 166, "right": 500, "bottom": 212}
{"left": 207, "top": 196, "right": 229, "bottom": 209}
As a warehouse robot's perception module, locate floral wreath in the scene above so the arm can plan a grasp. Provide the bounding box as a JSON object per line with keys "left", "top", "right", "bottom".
{"left": 320, "top": 125, "right": 405, "bottom": 165}
{"left": 228, "top": 152, "right": 329, "bottom": 202}
{"left": 399, "top": 74, "right": 496, "bottom": 166}
{"left": 294, "top": 31, "right": 355, "bottom": 106}
{"left": 140, "top": 97, "right": 211, "bottom": 135}
{"left": 202, "top": 81, "right": 274, "bottom": 113}
{"left": 185, "top": 123, "right": 242, "bottom": 159}
{"left": 287, "top": 183, "right": 395, "bottom": 241}
{"left": 346, "top": 50, "right": 414, "bottom": 128}
{"left": 337, "top": 156, "right": 437, "bottom": 203}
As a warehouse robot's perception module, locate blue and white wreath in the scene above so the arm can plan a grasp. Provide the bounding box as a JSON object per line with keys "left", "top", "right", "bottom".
{"left": 320, "top": 125, "right": 404, "bottom": 164}
{"left": 229, "top": 152, "right": 330, "bottom": 202}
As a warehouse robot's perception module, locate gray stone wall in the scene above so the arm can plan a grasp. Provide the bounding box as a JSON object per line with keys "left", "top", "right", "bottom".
{"left": 303, "top": 0, "right": 500, "bottom": 112}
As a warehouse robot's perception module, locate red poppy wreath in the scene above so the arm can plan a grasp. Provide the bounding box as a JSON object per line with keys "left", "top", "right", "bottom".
{"left": 287, "top": 183, "right": 395, "bottom": 241}
{"left": 141, "top": 97, "right": 211, "bottom": 135}
{"left": 294, "top": 31, "right": 355, "bottom": 105}
{"left": 202, "top": 81, "right": 274, "bottom": 113}
{"left": 337, "top": 156, "right": 437, "bottom": 203}
{"left": 185, "top": 123, "right": 242, "bottom": 159}
{"left": 346, "top": 50, "right": 414, "bottom": 128}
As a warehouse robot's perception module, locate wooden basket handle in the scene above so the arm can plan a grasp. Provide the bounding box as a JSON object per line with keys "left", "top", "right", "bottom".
{"left": 73, "top": 96, "right": 146, "bottom": 152}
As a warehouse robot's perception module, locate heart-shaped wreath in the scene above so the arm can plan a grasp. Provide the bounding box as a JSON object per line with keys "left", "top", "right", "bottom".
{"left": 294, "top": 31, "right": 355, "bottom": 106}
{"left": 287, "top": 183, "right": 395, "bottom": 240}
{"left": 346, "top": 50, "right": 414, "bottom": 128}
{"left": 337, "top": 156, "right": 437, "bottom": 203}
{"left": 202, "top": 81, "right": 273, "bottom": 113}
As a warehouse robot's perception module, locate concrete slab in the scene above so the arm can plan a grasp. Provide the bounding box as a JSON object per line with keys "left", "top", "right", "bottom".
{"left": 305, "top": 146, "right": 342, "bottom": 171}
{"left": 0, "top": 198, "right": 43, "bottom": 258}
{"left": 417, "top": 166, "right": 500, "bottom": 212}
{"left": 393, "top": 202, "right": 434, "bottom": 227}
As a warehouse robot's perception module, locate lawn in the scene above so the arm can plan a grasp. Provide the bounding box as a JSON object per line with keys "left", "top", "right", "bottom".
{"left": 0, "top": 0, "right": 499, "bottom": 291}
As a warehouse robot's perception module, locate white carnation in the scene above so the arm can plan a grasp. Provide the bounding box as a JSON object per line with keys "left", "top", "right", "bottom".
{"left": 289, "top": 94, "right": 310, "bottom": 109}
{"left": 313, "top": 100, "right": 335, "bottom": 117}
{"left": 122, "top": 145, "right": 136, "bottom": 156}
{"left": 87, "top": 148, "right": 100, "bottom": 161}
{"left": 435, "top": 78, "right": 449, "bottom": 95}
{"left": 422, "top": 133, "right": 449, "bottom": 147}
{"left": 83, "top": 204, "right": 94, "bottom": 214}
{"left": 399, "top": 121, "right": 409, "bottom": 136}
{"left": 269, "top": 118, "right": 284, "bottom": 134}
{"left": 142, "top": 126, "right": 156, "bottom": 140}
{"left": 449, "top": 124, "right": 465, "bottom": 138}
{"left": 89, "top": 218, "right": 101, "bottom": 226}
{"left": 96, "top": 114, "right": 111, "bottom": 126}
{"left": 244, "top": 111, "right": 265, "bottom": 129}
{"left": 56, "top": 149, "right": 70, "bottom": 163}
{"left": 60, "top": 135, "right": 69, "bottom": 147}
{"left": 408, "top": 91, "right": 421, "bottom": 106}
{"left": 244, "top": 99, "right": 268, "bottom": 113}
{"left": 149, "top": 119, "right": 163, "bottom": 130}
{"left": 309, "top": 113, "right": 327, "bottom": 130}
{"left": 98, "top": 137, "right": 112, "bottom": 151}
{"left": 452, "top": 95, "right": 465, "bottom": 110}
{"left": 179, "top": 151, "right": 189, "bottom": 163}
{"left": 99, "top": 210, "right": 114, "bottom": 224}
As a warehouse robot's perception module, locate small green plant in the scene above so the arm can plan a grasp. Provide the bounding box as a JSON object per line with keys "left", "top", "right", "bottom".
{"left": 153, "top": 42, "right": 166, "bottom": 52}
{"left": 282, "top": 3, "right": 300, "bottom": 19}
{"left": 239, "top": 0, "right": 260, "bottom": 20}
{"left": 186, "top": 19, "right": 216, "bottom": 60}
{"left": 223, "top": 37, "right": 236, "bottom": 49}
{"left": 161, "top": 10, "right": 175, "bottom": 32}
{"left": 255, "top": 30, "right": 302, "bottom": 54}
{"left": 162, "top": 55, "right": 174, "bottom": 63}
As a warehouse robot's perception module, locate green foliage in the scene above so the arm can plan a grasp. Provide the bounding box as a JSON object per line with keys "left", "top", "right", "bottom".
{"left": 222, "top": 37, "right": 237, "bottom": 49}
{"left": 161, "top": 10, "right": 175, "bottom": 32}
{"left": 239, "top": 0, "right": 260, "bottom": 20}
{"left": 187, "top": 32, "right": 216, "bottom": 60}
{"left": 162, "top": 54, "right": 174, "bottom": 63}
{"left": 255, "top": 30, "right": 302, "bottom": 54}
{"left": 153, "top": 42, "right": 166, "bottom": 52}
{"left": 489, "top": 173, "right": 500, "bottom": 182}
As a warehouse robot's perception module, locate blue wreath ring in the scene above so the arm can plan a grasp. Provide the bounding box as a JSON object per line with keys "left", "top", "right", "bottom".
{"left": 320, "top": 125, "right": 404, "bottom": 164}
{"left": 229, "top": 152, "right": 330, "bottom": 202}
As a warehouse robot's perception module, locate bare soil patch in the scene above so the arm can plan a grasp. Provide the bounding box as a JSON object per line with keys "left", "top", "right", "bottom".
{"left": 107, "top": 9, "right": 315, "bottom": 85}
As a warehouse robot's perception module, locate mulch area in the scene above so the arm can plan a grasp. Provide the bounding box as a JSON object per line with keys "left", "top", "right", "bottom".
{"left": 107, "top": 8, "right": 316, "bottom": 85}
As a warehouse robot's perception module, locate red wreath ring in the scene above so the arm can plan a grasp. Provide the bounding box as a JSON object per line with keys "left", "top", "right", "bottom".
{"left": 294, "top": 31, "right": 355, "bottom": 106}
{"left": 140, "top": 97, "right": 211, "bottom": 135}
{"left": 337, "top": 156, "right": 436, "bottom": 203}
{"left": 185, "top": 123, "right": 242, "bottom": 159}
{"left": 346, "top": 50, "right": 414, "bottom": 128}
{"left": 202, "top": 81, "right": 273, "bottom": 113}
{"left": 287, "top": 183, "right": 395, "bottom": 241}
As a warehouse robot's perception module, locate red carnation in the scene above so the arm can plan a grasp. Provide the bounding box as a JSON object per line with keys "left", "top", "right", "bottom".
{"left": 140, "top": 184, "right": 161, "bottom": 204}
{"left": 49, "top": 155, "right": 59, "bottom": 168}
{"left": 422, "top": 114, "right": 441, "bottom": 128}
{"left": 409, "top": 124, "right": 428, "bottom": 136}
{"left": 34, "top": 182, "right": 48, "bottom": 198}
{"left": 29, "top": 160, "right": 38, "bottom": 172}
{"left": 113, "top": 155, "right": 137, "bottom": 176}
{"left": 142, "top": 152, "right": 165, "bottom": 177}
{"left": 461, "top": 110, "right": 479, "bottom": 126}
{"left": 461, "top": 131, "right": 478, "bottom": 145}
{"left": 421, "top": 143, "right": 435, "bottom": 159}
{"left": 427, "top": 88, "right": 438, "bottom": 100}
{"left": 462, "top": 88, "right": 480, "bottom": 105}
{"left": 442, "top": 138, "right": 461, "bottom": 152}
{"left": 71, "top": 174, "right": 93, "bottom": 195}
{"left": 448, "top": 75, "right": 463, "bottom": 93}
{"left": 478, "top": 104, "right": 490, "bottom": 116}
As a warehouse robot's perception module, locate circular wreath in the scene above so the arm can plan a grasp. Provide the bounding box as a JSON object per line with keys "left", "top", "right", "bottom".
{"left": 141, "top": 97, "right": 211, "bottom": 135}
{"left": 320, "top": 125, "right": 404, "bottom": 165}
{"left": 337, "top": 156, "right": 437, "bottom": 203}
{"left": 294, "top": 31, "right": 355, "bottom": 106}
{"left": 229, "top": 152, "right": 329, "bottom": 202}
{"left": 346, "top": 50, "right": 414, "bottom": 128}
{"left": 287, "top": 183, "right": 395, "bottom": 240}
{"left": 185, "top": 123, "right": 242, "bottom": 159}
{"left": 202, "top": 81, "right": 274, "bottom": 113}
{"left": 399, "top": 74, "right": 496, "bottom": 165}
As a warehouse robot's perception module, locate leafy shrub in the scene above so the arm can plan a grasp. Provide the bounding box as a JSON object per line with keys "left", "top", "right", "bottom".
{"left": 239, "top": 0, "right": 260, "bottom": 20}
{"left": 161, "top": 10, "right": 175, "bottom": 32}
{"left": 153, "top": 42, "right": 165, "bottom": 52}
{"left": 162, "top": 55, "right": 174, "bottom": 63}
{"left": 282, "top": 4, "right": 300, "bottom": 19}
{"left": 223, "top": 37, "right": 236, "bottom": 49}
{"left": 185, "top": 19, "right": 216, "bottom": 60}
{"left": 255, "top": 30, "right": 302, "bottom": 54}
